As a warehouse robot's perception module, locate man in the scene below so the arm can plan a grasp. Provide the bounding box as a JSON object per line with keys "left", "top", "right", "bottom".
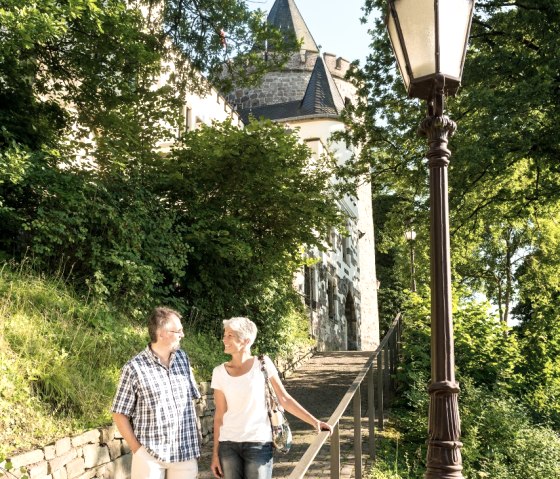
{"left": 112, "top": 307, "right": 201, "bottom": 479}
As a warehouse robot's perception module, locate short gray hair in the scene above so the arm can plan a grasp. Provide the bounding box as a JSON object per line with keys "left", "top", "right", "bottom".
{"left": 223, "top": 317, "right": 258, "bottom": 347}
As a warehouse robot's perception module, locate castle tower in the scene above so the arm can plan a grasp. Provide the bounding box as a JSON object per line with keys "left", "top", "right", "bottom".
{"left": 228, "top": 0, "right": 380, "bottom": 351}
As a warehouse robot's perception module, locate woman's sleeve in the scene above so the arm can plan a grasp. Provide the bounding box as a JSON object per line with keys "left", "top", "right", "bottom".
{"left": 264, "top": 355, "right": 279, "bottom": 379}
{"left": 211, "top": 365, "right": 223, "bottom": 391}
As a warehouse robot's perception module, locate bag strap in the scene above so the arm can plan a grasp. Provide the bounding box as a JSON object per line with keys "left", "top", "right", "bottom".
{"left": 259, "top": 354, "right": 283, "bottom": 407}
{"left": 259, "top": 354, "right": 275, "bottom": 423}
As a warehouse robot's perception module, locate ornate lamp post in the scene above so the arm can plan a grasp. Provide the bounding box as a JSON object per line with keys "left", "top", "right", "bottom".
{"left": 404, "top": 229, "right": 417, "bottom": 292}
{"left": 385, "top": 1, "right": 475, "bottom": 478}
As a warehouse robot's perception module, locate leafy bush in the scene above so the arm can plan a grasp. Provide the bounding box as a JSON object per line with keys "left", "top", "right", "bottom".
{"left": 370, "top": 291, "right": 560, "bottom": 479}
{"left": 8, "top": 167, "right": 189, "bottom": 314}
{"left": 453, "top": 296, "right": 522, "bottom": 390}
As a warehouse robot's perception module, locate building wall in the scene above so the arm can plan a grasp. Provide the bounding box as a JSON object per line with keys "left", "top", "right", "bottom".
{"left": 287, "top": 119, "right": 378, "bottom": 351}
{"left": 223, "top": 40, "right": 380, "bottom": 352}
{"left": 155, "top": 61, "right": 244, "bottom": 153}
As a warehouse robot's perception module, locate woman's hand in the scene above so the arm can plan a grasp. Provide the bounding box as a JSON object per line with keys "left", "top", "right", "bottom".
{"left": 211, "top": 453, "right": 223, "bottom": 478}
{"left": 317, "top": 420, "right": 333, "bottom": 435}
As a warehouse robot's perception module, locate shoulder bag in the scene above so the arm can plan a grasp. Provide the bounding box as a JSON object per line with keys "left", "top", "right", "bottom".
{"left": 258, "top": 355, "right": 292, "bottom": 454}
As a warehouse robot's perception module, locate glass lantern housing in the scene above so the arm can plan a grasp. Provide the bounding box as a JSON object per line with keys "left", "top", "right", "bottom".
{"left": 386, "top": 0, "right": 475, "bottom": 100}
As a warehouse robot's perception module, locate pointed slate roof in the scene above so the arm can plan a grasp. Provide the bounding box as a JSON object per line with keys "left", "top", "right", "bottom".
{"left": 239, "top": 56, "right": 345, "bottom": 122}
{"left": 267, "top": 0, "right": 319, "bottom": 53}
{"left": 300, "top": 56, "right": 346, "bottom": 116}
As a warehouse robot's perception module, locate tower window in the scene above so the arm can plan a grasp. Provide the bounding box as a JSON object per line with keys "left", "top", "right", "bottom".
{"left": 304, "top": 265, "right": 316, "bottom": 309}
{"left": 328, "top": 278, "right": 336, "bottom": 320}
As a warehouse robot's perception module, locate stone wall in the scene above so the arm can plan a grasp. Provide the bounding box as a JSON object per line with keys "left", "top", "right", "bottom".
{"left": 2, "top": 383, "right": 216, "bottom": 479}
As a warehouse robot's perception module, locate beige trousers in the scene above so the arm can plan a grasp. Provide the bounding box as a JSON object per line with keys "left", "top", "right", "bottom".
{"left": 131, "top": 446, "right": 198, "bottom": 479}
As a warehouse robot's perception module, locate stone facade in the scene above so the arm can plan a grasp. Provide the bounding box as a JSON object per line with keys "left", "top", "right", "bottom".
{"left": 227, "top": 51, "right": 354, "bottom": 112}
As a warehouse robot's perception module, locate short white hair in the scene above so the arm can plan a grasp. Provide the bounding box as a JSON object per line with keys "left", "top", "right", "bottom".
{"left": 223, "top": 317, "right": 258, "bottom": 347}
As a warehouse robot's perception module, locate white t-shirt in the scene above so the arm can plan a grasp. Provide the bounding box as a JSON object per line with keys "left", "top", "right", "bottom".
{"left": 211, "top": 355, "right": 278, "bottom": 442}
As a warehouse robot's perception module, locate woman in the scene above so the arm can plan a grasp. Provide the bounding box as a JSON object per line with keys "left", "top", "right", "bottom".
{"left": 210, "top": 317, "right": 332, "bottom": 479}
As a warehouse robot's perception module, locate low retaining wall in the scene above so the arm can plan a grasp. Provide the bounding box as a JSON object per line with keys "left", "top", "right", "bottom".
{"left": 2, "top": 383, "right": 215, "bottom": 479}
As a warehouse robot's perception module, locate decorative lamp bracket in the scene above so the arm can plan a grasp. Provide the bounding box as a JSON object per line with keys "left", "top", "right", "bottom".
{"left": 428, "top": 74, "right": 446, "bottom": 117}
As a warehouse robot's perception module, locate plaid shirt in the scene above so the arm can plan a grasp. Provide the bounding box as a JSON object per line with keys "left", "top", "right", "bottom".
{"left": 111, "top": 345, "right": 201, "bottom": 462}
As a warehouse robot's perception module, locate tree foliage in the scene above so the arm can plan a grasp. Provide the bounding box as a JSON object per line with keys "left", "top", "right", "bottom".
{"left": 347, "top": 0, "right": 560, "bottom": 428}
{"left": 0, "top": 0, "right": 336, "bottom": 338}
{"left": 0, "top": 0, "right": 292, "bottom": 168}
{"left": 156, "top": 119, "right": 344, "bottom": 319}
{"left": 387, "top": 295, "right": 560, "bottom": 478}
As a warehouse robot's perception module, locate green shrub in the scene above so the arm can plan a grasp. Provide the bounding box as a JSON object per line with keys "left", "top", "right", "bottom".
{"left": 374, "top": 292, "right": 560, "bottom": 479}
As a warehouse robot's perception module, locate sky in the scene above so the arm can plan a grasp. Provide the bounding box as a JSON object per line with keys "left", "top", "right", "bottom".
{"left": 247, "top": 0, "right": 381, "bottom": 65}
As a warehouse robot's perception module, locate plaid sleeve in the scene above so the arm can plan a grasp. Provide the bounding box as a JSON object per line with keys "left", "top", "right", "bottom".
{"left": 186, "top": 355, "right": 201, "bottom": 400}
{"left": 111, "top": 363, "right": 137, "bottom": 416}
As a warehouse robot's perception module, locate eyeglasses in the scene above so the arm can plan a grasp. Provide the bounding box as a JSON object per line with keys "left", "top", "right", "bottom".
{"left": 168, "top": 329, "right": 184, "bottom": 335}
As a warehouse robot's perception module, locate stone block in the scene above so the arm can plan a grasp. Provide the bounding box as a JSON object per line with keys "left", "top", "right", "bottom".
{"left": 55, "top": 438, "right": 72, "bottom": 457}
{"left": 52, "top": 467, "right": 67, "bottom": 479}
{"left": 49, "top": 450, "right": 77, "bottom": 474}
{"left": 198, "top": 382, "right": 210, "bottom": 394}
{"left": 44, "top": 445, "right": 57, "bottom": 461}
{"left": 101, "top": 462, "right": 114, "bottom": 479}
{"left": 112, "top": 454, "right": 132, "bottom": 479}
{"left": 65, "top": 457, "right": 85, "bottom": 479}
{"left": 107, "top": 439, "right": 122, "bottom": 460}
{"left": 82, "top": 445, "right": 110, "bottom": 469}
{"left": 121, "top": 441, "right": 131, "bottom": 455}
{"left": 71, "top": 430, "right": 100, "bottom": 448}
{"left": 201, "top": 416, "right": 213, "bottom": 434}
{"left": 100, "top": 426, "right": 116, "bottom": 444}
{"left": 3, "top": 466, "right": 24, "bottom": 478}
{"left": 28, "top": 461, "right": 48, "bottom": 478}
{"left": 92, "top": 465, "right": 107, "bottom": 479}
{"left": 74, "top": 468, "right": 97, "bottom": 479}
{"left": 9, "top": 449, "right": 45, "bottom": 469}
{"left": 195, "top": 402, "right": 205, "bottom": 416}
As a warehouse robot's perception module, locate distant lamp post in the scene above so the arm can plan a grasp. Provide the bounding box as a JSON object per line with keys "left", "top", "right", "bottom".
{"left": 386, "top": 1, "right": 475, "bottom": 478}
{"left": 404, "top": 229, "right": 417, "bottom": 292}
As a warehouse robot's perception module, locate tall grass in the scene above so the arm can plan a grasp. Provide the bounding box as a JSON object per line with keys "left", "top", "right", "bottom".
{"left": 0, "top": 262, "right": 225, "bottom": 457}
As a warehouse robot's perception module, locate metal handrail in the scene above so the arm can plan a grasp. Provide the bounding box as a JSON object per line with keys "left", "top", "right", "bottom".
{"left": 287, "top": 313, "right": 402, "bottom": 479}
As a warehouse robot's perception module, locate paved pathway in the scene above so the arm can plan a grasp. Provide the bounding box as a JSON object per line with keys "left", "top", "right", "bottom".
{"left": 198, "top": 351, "right": 376, "bottom": 479}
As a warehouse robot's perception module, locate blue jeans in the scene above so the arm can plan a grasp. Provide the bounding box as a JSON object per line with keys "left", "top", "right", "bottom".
{"left": 218, "top": 441, "right": 273, "bottom": 479}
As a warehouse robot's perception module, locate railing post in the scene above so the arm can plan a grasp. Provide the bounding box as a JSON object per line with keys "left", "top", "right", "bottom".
{"left": 377, "top": 353, "right": 384, "bottom": 431}
{"left": 353, "top": 388, "right": 362, "bottom": 479}
{"left": 392, "top": 335, "right": 397, "bottom": 373}
{"left": 384, "top": 346, "right": 390, "bottom": 400}
{"left": 367, "top": 366, "right": 376, "bottom": 459}
{"left": 330, "top": 423, "right": 341, "bottom": 479}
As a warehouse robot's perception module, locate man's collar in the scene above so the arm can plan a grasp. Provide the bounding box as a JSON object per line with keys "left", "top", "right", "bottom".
{"left": 146, "top": 343, "right": 177, "bottom": 366}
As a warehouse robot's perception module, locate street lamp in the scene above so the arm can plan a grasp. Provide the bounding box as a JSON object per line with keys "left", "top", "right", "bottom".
{"left": 404, "top": 229, "right": 417, "bottom": 292}
{"left": 386, "top": 1, "right": 475, "bottom": 478}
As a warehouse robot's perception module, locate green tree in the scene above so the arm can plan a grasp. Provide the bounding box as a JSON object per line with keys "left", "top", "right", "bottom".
{"left": 0, "top": 0, "right": 299, "bottom": 313}
{"left": 345, "top": 0, "right": 560, "bottom": 308}
{"left": 346, "top": 0, "right": 560, "bottom": 434}
{"left": 156, "top": 118, "right": 344, "bottom": 320}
